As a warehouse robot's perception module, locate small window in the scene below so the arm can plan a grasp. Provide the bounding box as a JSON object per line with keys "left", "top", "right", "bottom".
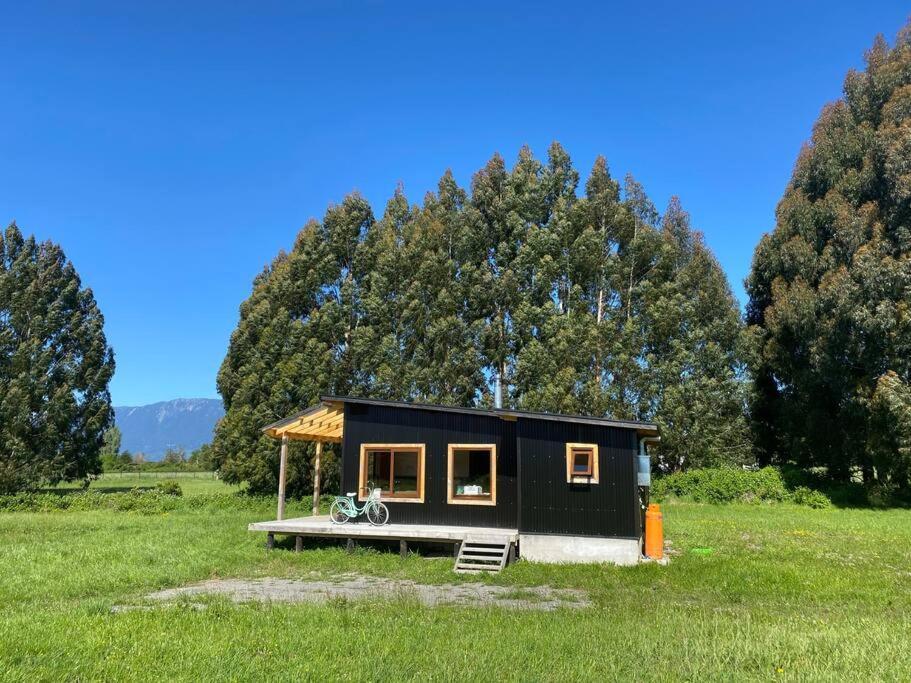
{"left": 359, "top": 444, "right": 425, "bottom": 503}
{"left": 566, "top": 443, "right": 599, "bottom": 483}
{"left": 447, "top": 444, "right": 497, "bottom": 506}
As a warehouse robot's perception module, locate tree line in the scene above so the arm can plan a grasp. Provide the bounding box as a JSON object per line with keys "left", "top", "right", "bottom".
{"left": 98, "top": 427, "right": 216, "bottom": 472}
{"left": 2, "top": 23, "right": 911, "bottom": 499}
{"left": 212, "top": 143, "right": 750, "bottom": 496}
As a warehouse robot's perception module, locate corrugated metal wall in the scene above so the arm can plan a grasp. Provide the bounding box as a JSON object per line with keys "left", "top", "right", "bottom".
{"left": 340, "top": 402, "right": 640, "bottom": 538}
{"left": 342, "top": 403, "right": 518, "bottom": 529}
{"left": 517, "top": 418, "right": 640, "bottom": 538}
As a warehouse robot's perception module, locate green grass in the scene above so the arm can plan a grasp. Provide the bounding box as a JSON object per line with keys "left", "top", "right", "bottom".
{"left": 51, "top": 471, "right": 239, "bottom": 496}
{"left": 0, "top": 501, "right": 909, "bottom": 681}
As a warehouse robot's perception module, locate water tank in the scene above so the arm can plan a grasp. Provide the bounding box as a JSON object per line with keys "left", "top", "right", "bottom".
{"left": 637, "top": 455, "right": 651, "bottom": 487}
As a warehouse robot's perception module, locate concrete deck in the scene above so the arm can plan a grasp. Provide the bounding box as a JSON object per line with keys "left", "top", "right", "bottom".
{"left": 249, "top": 516, "right": 518, "bottom": 543}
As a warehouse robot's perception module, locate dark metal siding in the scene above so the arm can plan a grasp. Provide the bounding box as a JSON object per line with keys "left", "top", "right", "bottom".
{"left": 517, "top": 418, "right": 640, "bottom": 538}
{"left": 342, "top": 403, "right": 518, "bottom": 529}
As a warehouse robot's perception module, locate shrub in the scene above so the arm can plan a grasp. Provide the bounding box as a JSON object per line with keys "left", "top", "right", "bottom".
{"left": 790, "top": 486, "right": 832, "bottom": 509}
{"left": 652, "top": 466, "right": 842, "bottom": 508}
{"left": 155, "top": 480, "right": 183, "bottom": 497}
{"left": 652, "top": 467, "right": 788, "bottom": 504}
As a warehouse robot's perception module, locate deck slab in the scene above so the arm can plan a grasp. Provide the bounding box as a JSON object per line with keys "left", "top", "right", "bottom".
{"left": 249, "top": 516, "right": 518, "bottom": 543}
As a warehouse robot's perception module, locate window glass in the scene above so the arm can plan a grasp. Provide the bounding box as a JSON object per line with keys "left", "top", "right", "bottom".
{"left": 572, "top": 449, "right": 593, "bottom": 475}
{"left": 565, "top": 443, "right": 599, "bottom": 483}
{"left": 360, "top": 446, "right": 424, "bottom": 501}
{"left": 365, "top": 450, "right": 392, "bottom": 491}
{"left": 392, "top": 450, "right": 419, "bottom": 495}
{"left": 449, "top": 446, "right": 495, "bottom": 503}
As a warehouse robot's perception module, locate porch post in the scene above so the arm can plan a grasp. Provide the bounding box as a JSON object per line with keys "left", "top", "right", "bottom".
{"left": 277, "top": 434, "right": 289, "bottom": 521}
{"left": 311, "top": 441, "right": 322, "bottom": 516}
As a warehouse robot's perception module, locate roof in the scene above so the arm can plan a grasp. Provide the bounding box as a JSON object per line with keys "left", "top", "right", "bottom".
{"left": 262, "top": 395, "right": 658, "bottom": 442}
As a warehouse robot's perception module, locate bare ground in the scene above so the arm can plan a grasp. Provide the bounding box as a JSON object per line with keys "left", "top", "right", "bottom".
{"left": 115, "top": 574, "right": 590, "bottom": 612}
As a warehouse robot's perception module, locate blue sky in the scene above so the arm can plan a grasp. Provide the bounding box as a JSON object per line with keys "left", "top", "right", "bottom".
{"left": 1, "top": 2, "right": 908, "bottom": 406}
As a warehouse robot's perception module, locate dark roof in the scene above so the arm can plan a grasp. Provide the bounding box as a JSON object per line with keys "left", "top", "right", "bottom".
{"left": 319, "top": 395, "right": 658, "bottom": 434}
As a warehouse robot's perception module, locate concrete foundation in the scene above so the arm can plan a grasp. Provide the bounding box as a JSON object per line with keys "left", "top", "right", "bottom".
{"left": 519, "top": 534, "right": 641, "bottom": 566}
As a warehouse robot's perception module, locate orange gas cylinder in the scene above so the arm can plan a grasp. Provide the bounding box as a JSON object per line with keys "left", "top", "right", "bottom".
{"left": 645, "top": 503, "right": 663, "bottom": 559}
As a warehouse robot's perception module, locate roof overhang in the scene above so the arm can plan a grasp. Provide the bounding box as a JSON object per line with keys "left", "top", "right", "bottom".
{"left": 262, "top": 395, "right": 659, "bottom": 443}
{"left": 262, "top": 400, "right": 344, "bottom": 442}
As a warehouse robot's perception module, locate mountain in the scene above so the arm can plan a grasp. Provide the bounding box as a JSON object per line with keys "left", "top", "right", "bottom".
{"left": 114, "top": 398, "right": 224, "bottom": 460}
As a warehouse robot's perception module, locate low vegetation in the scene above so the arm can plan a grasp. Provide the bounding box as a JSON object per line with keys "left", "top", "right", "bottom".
{"left": 653, "top": 466, "right": 791, "bottom": 505}
{"left": 652, "top": 466, "right": 909, "bottom": 508}
{"left": 0, "top": 490, "right": 908, "bottom": 680}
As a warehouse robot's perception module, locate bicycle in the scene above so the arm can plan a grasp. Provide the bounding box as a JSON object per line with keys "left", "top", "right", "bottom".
{"left": 329, "top": 483, "right": 390, "bottom": 525}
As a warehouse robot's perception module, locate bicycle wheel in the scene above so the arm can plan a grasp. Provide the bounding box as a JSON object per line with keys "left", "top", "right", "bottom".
{"left": 366, "top": 502, "right": 389, "bottom": 526}
{"left": 329, "top": 500, "right": 349, "bottom": 524}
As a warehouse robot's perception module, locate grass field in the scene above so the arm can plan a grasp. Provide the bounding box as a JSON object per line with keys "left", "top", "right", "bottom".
{"left": 0, "top": 491, "right": 909, "bottom": 681}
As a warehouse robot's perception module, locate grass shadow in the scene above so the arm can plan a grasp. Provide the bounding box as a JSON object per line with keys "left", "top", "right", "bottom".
{"left": 38, "top": 486, "right": 158, "bottom": 496}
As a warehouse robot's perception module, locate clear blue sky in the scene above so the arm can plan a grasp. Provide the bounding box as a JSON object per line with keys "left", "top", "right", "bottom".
{"left": 1, "top": 2, "right": 908, "bottom": 406}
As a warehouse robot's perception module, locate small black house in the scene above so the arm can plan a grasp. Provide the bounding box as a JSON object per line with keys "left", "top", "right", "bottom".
{"left": 260, "top": 396, "right": 658, "bottom": 565}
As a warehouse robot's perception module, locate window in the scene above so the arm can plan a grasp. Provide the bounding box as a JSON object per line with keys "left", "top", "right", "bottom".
{"left": 566, "top": 443, "right": 599, "bottom": 483}
{"left": 359, "top": 444, "right": 425, "bottom": 503}
{"left": 447, "top": 444, "right": 497, "bottom": 505}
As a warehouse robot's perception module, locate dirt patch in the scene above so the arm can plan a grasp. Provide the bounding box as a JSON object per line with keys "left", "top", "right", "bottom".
{"left": 116, "top": 574, "right": 590, "bottom": 612}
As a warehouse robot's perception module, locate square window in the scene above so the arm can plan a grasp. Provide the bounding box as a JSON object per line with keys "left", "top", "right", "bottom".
{"left": 447, "top": 444, "right": 497, "bottom": 505}
{"left": 572, "top": 449, "right": 593, "bottom": 476}
{"left": 566, "top": 443, "right": 599, "bottom": 483}
{"left": 359, "top": 444, "right": 425, "bottom": 502}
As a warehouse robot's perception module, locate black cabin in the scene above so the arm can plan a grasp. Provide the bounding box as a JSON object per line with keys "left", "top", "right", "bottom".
{"left": 262, "top": 396, "right": 658, "bottom": 564}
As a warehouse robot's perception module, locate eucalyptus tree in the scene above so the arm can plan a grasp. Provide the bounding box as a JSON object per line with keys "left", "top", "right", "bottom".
{"left": 218, "top": 144, "right": 751, "bottom": 492}
{"left": 747, "top": 25, "right": 911, "bottom": 491}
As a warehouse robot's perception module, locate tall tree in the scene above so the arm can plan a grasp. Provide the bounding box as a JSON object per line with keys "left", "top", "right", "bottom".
{"left": 746, "top": 24, "right": 911, "bottom": 491}
{"left": 0, "top": 222, "right": 115, "bottom": 492}
{"left": 218, "top": 144, "right": 749, "bottom": 493}
{"left": 214, "top": 219, "right": 340, "bottom": 496}
{"left": 401, "top": 172, "right": 485, "bottom": 404}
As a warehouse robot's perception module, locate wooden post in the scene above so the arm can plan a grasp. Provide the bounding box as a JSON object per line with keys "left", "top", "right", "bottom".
{"left": 277, "top": 434, "right": 289, "bottom": 521}
{"left": 400, "top": 539, "right": 408, "bottom": 559}
{"left": 266, "top": 533, "right": 275, "bottom": 550}
{"left": 311, "top": 441, "right": 322, "bottom": 516}
{"left": 346, "top": 538, "right": 355, "bottom": 553}
{"left": 295, "top": 535, "right": 303, "bottom": 552}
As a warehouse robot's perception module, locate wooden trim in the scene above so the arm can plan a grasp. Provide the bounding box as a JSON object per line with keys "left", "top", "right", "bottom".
{"left": 358, "top": 443, "right": 425, "bottom": 503}
{"left": 565, "top": 443, "right": 599, "bottom": 484}
{"left": 277, "top": 434, "right": 289, "bottom": 520}
{"left": 447, "top": 443, "right": 497, "bottom": 506}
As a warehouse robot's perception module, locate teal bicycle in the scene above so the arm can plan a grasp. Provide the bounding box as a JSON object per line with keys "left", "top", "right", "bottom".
{"left": 329, "top": 483, "right": 390, "bottom": 525}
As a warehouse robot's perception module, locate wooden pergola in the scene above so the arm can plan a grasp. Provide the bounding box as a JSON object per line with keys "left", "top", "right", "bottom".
{"left": 262, "top": 400, "right": 344, "bottom": 520}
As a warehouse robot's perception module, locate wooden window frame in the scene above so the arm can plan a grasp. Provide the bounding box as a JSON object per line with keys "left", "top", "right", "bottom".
{"left": 358, "top": 443, "right": 426, "bottom": 503}
{"left": 566, "top": 443, "right": 599, "bottom": 484}
{"left": 447, "top": 444, "right": 497, "bottom": 506}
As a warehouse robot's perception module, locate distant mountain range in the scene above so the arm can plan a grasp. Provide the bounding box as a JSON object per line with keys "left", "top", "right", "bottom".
{"left": 114, "top": 398, "right": 224, "bottom": 460}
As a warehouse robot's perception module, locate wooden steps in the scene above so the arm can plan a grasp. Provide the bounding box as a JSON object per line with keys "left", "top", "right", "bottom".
{"left": 454, "top": 538, "right": 513, "bottom": 573}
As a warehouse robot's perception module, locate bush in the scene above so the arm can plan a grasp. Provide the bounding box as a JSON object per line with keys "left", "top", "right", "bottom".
{"left": 652, "top": 466, "right": 789, "bottom": 504}
{"left": 790, "top": 486, "right": 832, "bottom": 509}
{"left": 155, "top": 480, "right": 183, "bottom": 497}
{"left": 652, "top": 466, "right": 842, "bottom": 507}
